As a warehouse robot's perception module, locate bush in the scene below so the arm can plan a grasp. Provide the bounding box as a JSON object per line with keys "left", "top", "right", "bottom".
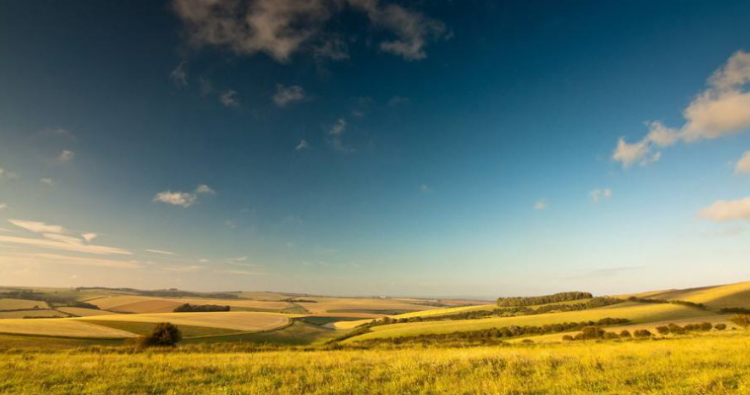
{"left": 135, "top": 322, "right": 182, "bottom": 348}
{"left": 729, "top": 315, "right": 750, "bottom": 329}
{"left": 173, "top": 303, "right": 230, "bottom": 313}
{"left": 574, "top": 327, "right": 606, "bottom": 340}
{"left": 634, "top": 329, "right": 652, "bottom": 338}
{"left": 619, "top": 330, "right": 632, "bottom": 338}
{"left": 562, "top": 335, "right": 574, "bottom": 341}
{"left": 715, "top": 323, "right": 727, "bottom": 331}
{"left": 497, "top": 292, "right": 593, "bottom": 307}
{"left": 667, "top": 323, "right": 686, "bottom": 335}
{"left": 656, "top": 326, "right": 670, "bottom": 335}
{"left": 699, "top": 322, "right": 713, "bottom": 331}
{"left": 603, "top": 332, "right": 620, "bottom": 340}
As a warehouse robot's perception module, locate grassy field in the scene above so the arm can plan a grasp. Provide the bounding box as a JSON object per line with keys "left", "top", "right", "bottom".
{"left": 619, "top": 280, "right": 750, "bottom": 309}
{"left": 0, "top": 332, "right": 748, "bottom": 394}
{"left": 89, "top": 295, "right": 294, "bottom": 313}
{"left": 56, "top": 307, "right": 119, "bottom": 317}
{"left": 346, "top": 302, "right": 719, "bottom": 342}
{"left": 80, "top": 311, "right": 291, "bottom": 332}
{"left": 296, "top": 296, "right": 443, "bottom": 314}
{"left": 83, "top": 320, "right": 244, "bottom": 338}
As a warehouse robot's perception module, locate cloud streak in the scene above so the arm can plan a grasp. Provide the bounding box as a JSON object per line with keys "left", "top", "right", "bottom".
{"left": 699, "top": 197, "right": 750, "bottom": 222}
{"left": 153, "top": 185, "right": 216, "bottom": 208}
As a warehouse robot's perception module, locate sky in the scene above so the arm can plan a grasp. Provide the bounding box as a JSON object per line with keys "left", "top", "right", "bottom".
{"left": 1, "top": 0, "right": 750, "bottom": 299}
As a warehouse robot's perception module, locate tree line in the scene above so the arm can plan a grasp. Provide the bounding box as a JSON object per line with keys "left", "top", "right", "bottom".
{"left": 173, "top": 303, "right": 230, "bottom": 312}
{"left": 497, "top": 292, "right": 593, "bottom": 307}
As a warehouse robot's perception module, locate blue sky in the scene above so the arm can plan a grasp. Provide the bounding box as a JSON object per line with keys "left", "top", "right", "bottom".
{"left": 1, "top": 0, "right": 750, "bottom": 298}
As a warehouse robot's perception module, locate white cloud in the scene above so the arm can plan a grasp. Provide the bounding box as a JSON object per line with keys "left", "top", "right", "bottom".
{"left": 0, "top": 204, "right": 6, "bottom": 210}
{"left": 0, "top": 234, "right": 131, "bottom": 255}
{"left": 613, "top": 50, "right": 750, "bottom": 168}
{"left": 419, "top": 184, "right": 432, "bottom": 193}
{"left": 273, "top": 84, "right": 306, "bottom": 107}
{"left": 295, "top": 139, "right": 310, "bottom": 150}
{"left": 219, "top": 269, "right": 263, "bottom": 276}
{"left": 42, "top": 233, "right": 85, "bottom": 245}
{"left": 735, "top": 151, "right": 750, "bottom": 174}
{"left": 224, "top": 220, "right": 237, "bottom": 229}
{"left": 9, "top": 219, "right": 65, "bottom": 234}
{"left": 171, "top": 0, "right": 446, "bottom": 62}
{"left": 82, "top": 233, "right": 98, "bottom": 243}
{"left": 153, "top": 185, "right": 216, "bottom": 208}
{"left": 699, "top": 197, "right": 750, "bottom": 222}
{"left": 40, "top": 178, "right": 55, "bottom": 186}
{"left": 219, "top": 90, "right": 239, "bottom": 107}
{"left": 146, "top": 249, "right": 176, "bottom": 256}
{"left": 590, "top": 188, "right": 613, "bottom": 204}
{"left": 170, "top": 61, "right": 188, "bottom": 88}
{"left": 58, "top": 150, "right": 75, "bottom": 163}
{"left": 162, "top": 264, "right": 203, "bottom": 272}
{"left": 153, "top": 191, "right": 197, "bottom": 207}
{"left": 534, "top": 199, "right": 547, "bottom": 210}
{"left": 196, "top": 184, "right": 216, "bottom": 194}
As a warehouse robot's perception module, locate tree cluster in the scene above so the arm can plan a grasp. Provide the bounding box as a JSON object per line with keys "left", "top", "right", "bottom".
{"left": 133, "top": 322, "right": 183, "bottom": 348}
{"left": 497, "top": 292, "right": 593, "bottom": 307}
{"left": 173, "top": 303, "right": 230, "bottom": 313}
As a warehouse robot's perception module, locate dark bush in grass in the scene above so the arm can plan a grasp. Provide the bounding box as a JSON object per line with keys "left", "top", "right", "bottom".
{"left": 715, "top": 323, "right": 727, "bottom": 331}
{"left": 656, "top": 326, "right": 670, "bottom": 335}
{"left": 634, "top": 329, "right": 652, "bottom": 338}
{"left": 699, "top": 322, "right": 713, "bottom": 331}
{"left": 135, "top": 322, "right": 182, "bottom": 348}
{"left": 603, "top": 332, "right": 620, "bottom": 340}
{"left": 619, "top": 330, "right": 632, "bottom": 338}
{"left": 562, "top": 335, "right": 574, "bottom": 341}
{"left": 575, "top": 326, "right": 606, "bottom": 340}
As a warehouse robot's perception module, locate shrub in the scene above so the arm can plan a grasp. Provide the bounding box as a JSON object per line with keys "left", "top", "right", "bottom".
{"left": 729, "top": 315, "right": 750, "bottom": 329}
{"left": 562, "top": 335, "right": 574, "bottom": 341}
{"left": 135, "top": 322, "right": 182, "bottom": 348}
{"left": 656, "top": 326, "right": 670, "bottom": 335}
{"left": 497, "top": 292, "right": 593, "bottom": 307}
{"left": 667, "top": 323, "right": 686, "bottom": 335}
{"left": 699, "top": 322, "right": 713, "bottom": 331}
{"left": 619, "top": 330, "right": 632, "bottom": 338}
{"left": 714, "top": 323, "right": 727, "bottom": 331}
{"left": 173, "top": 303, "right": 230, "bottom": 313}
{"left": 634, "top": 329, "right": 652, "bottom": 338}
{"left": 603, "top": 332, "right": 620, "bottom": 340}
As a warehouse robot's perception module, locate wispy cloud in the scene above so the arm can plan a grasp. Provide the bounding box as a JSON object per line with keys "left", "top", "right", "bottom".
{"left": 9, "top": 219, "right": 65, "bottom": 234}
{"left": 590, "top": 188, "right": 613, "bottom": 204}
{"left": 40, "top": 178, "right": 55, "bottom": 186}
{"left": 153, "top": 185, "right": 216, "bottom": 208}
{"left": 295, "top": 139, "right": 310, "bottom": 151}
{"left": 219, "top": 269, "right": 263, "bottom": 276}
{"left": 419, "top": 184, "right": 433, "bottom": 193}
{"left": 81, "top": 233, "right": 98, "bottom": 243}
{"left": 172, "top": 0, "right": 446, "bottom": 62}
{"left": 0, "top": 168, "right": 19, "bottom": 180}
{"left": 735, "top": 151, "right": 750, "bottom": 175}
{"left": 699, "top": 197, "right": 750, "bottom": 222}
{"left": 0, "top": 203, "right": 6, "bottom": 210}
{"left": 614, "top": 50, "right": 750, "bottom": 168}
{"left": 170, "top": 61, "right": 188, "bottom": 88}
{"left": 24, "top": 253, "right": 141, "bottom": 269}
{"left": 327, "top": 118, "right": 355, "bottom": 153}
{"left": 219, "top": 90, "right": 240, "bottom": 107}
{"left": 58, "top": 150, "right": 75, "bottom": 163}
{"left": 162, "top": 264, "right": 202, "bottom": 272}
{"left": 387, "top": 96, "right": 410, "bottom": 107}
{"left": 273, "top": 84, "right": 306, "bottom": 107}
{"left": 534, "top": 199, "right": 548, "bottom": 210}
{"left": 146, "top": 249, "right": 176, "bottom": 256}
{"left": 0, "top": 234, "right": 131, "bottom": 255}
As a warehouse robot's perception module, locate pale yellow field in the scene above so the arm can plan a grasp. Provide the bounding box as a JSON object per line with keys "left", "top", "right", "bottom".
{"left": 57, "top": 307, "right": 120, "bottom": 317}
{"left": 237, "top": 291, "right": 293, "bottom": 301}
{"left": 90, "top": 295, "right": 292, "bottom": 313}
{"left": 81, "top": 311, "right": 291, "bottom": 332}
{"left": 619, "top": 280, "right": 750, "bottom": 309}
{"left": 0, "top": 319, "right": 138, "bottom": 338}
{"left": 0, "top": 310, "right": 68, "bottom": 319}
{"left": 296, "top": 297, "right": 441, "bottom": 314}
{"left": 346, "top": 302, "right": 719, "bottom": 342}
{"left": 394, "top": 304, "right": 497, "bottom": 319}
{"left": 0, "top": 298, "right": 49, "bottom": 311}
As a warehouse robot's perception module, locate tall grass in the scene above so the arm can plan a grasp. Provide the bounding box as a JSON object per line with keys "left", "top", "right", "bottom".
{"left": 1, "top": 332, "right": 749, "bottom": 394}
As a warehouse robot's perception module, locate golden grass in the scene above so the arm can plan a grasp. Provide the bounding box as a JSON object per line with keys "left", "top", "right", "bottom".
{"left": 56, "top": 307, "right": 120, "bottom": 317}
{"left": 0, "top": 319, "right": 137, "bottom": 338}
{"left": 347, "top": 302, "right": 719, "bottom": 342}
{"left": 296, "top": 296, "right": 441, "bottom": 314}
{"left": 2, "top": 332, "right": 750, "bottom": 394}
{"left": 0, "top": 310, "right": 68, "bottom": 319}
{"left": 80, "top": 311, "right": 291, "bottom": 332}
{"left": 0, "top": 298, "right": 50, "bottom": 311}
{"left": 618, "top": 280, "right": 750, "bottom": 309}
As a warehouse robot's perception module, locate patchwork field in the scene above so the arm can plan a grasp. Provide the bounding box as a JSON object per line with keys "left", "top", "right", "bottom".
{"left": 0, "top": 309, "right": 68, "bottom": 319}
{"left": 89, "top": 295, "right": 294, "bottom": 313}
{"left": 621, "top": 281, "right": 750, "bottom": 309}
{"left": 0, "top": 319, "right": 138, "bottom": 338}
{"left": 80, "top": 311, "right": 292, "bottom": 332}
{"left": 0, "top": 298, "right": 49, "bottom": 311}
{"left": 56, "top": 307, "right": 120, "bottom": 317}
{"left": 295, "top": 296, "right": 444, "bottom": 314}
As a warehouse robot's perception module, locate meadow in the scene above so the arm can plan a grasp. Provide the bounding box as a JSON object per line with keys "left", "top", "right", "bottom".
{"left": 1, "top": 332, "right": 749, "bottom": 395}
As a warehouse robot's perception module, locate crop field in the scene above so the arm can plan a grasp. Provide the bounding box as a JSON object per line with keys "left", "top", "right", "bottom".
{"left": 0, "top": 318, "right": 138, "bottom": 338}
{"left": 89, "top": 295, "right": 294, "bottom": 313}
{"left": 1, "top": 332, "right": 749, "bottom": 395}
{"left": 56, "top": 307, "right": 120, "bottom": 317}
{"left": 622, "top": 281, "right": 750, "bottom": 309}
{"left": 0, "top": 298, "right": 49, "bottom": 311}
{"left": 295, "top": 296, "right": 443, "bottom": 314}
{"left": 80, "top": 311, "right": 292, "bottom": 332}
{"left": 0, "top": 309, "right": 68, "bottom": 319}
{"left": 346, "top": 302, "right": 719, "bottom": 342}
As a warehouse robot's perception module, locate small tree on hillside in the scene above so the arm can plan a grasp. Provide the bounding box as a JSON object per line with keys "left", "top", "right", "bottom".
{"left": 136, "top": 322, "right": 182, "bottom": 348}
{"left": 730, "top": 315, "right": 750, "bottom": 329}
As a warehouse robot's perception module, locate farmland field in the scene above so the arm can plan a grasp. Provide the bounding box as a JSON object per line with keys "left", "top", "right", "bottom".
{"left": 0, "top": 309, "right": 68, "bottom": 319}
{"left": 56, "top": 307, "right": 119, "bottom": 317}
{"left": 0, "top": 298, "right": 49, "bottom": 311}
{"left": 80, "top": 311, "right": 292, "bottom": 332}
{"left": 0, "top": 318, "right": 138, "bottom": 338}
